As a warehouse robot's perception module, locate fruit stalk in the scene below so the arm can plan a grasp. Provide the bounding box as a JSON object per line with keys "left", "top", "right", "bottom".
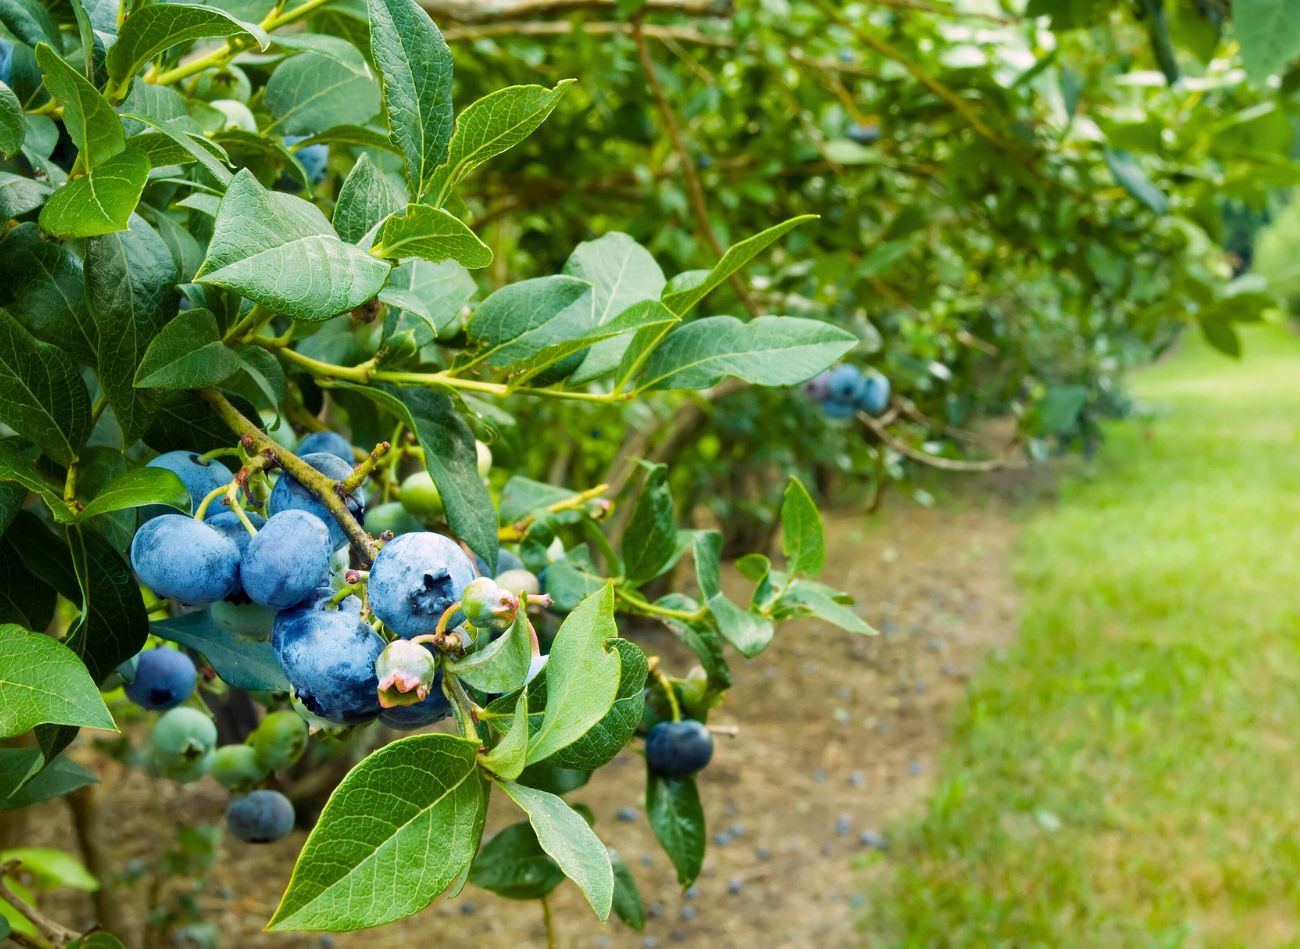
{"left": 199, "top": 388, "right": 380, "bottom": 564}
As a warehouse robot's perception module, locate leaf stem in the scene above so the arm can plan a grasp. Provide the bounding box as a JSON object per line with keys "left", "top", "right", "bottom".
{"left": 498, "top": 482, "right": 611, "bottom": 541}
{"left": 648, "top": 660, "right": 682, "bottom": 722}
{"left": 541, "top": 895, "right": 557, "bottom": 949}
{"left": 199, "top": 388, "right": 380, "bottom": 564}
{"left": 615, "top": 587, "right": 707, "bottom": 622}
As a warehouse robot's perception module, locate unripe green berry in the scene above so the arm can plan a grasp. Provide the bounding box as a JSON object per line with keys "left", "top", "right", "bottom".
{"left": 475, "top": 440, "right": 492, "bottom": 479}
{"left": 150, "top": 707, "right": 217, "bottom": 776}
{"left": 399, "top": 471, "right": 443, "bottom": 520}
{"left": 461, "top": 577, "right": 519, "bottom": 632}
{"left": 375, "top": 639, "right": 438, "bottom": 709}
{"left": 211, "top": 743, "right": 269, "bottom": 792}
{"left": 495, "top": 568, "right": 540, "bottom": 598}
{"left": 250, "top": 710, "right": 309, "bottom": 771}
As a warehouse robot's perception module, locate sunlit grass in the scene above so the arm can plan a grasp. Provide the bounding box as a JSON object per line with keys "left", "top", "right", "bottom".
{"left": 862, "top": 324, "right": 1300, "bottom": 948}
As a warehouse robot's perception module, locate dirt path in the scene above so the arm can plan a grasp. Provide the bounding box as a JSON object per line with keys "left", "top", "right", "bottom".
{"left": 26, "top": 476, "right": 1037, "bottom": 949}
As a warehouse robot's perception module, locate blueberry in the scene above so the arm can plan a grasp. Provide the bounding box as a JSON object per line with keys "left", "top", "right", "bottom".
{"left": 367, "top": 532, "right": 476, "bottom": 638}
{"left": 755, "top": 847, "right": 771, "bottom": 860}
{"left": 494, "top": 548, "right": 525, "bottom": 574}
{"left": 150, "top": 707, "right": 217, "bottom": 778}
{"left": 847, "top": 122, "right": 881, "bottom": 145}
{"left": 859, "top": 830, "right": 888, "bottom": 850}
{"left": 208, "top": 511, "right": 266, "bottom": 556}
{"left": 378, "top": 684, "right": 452, "bottom": 730}
{"left": 211, "top": 744, "right": 268, "bottom": 792}
{"left": 684, "top": 885, "right": 700, "bottom": 901}
{"left": 364, "top": 501, "right": 423, "bottom": 537}
{"left": 712, "top": 831, "right": 732, "bottom": 847}
{"left": 617, "top": 806, "right": 638, "bottom": 822}
{"left": 142, "top": 451, "right": 231, "bottom": 521}
{"left": 857, "top": 370, "right": 890, "bottom": 415}
{"left": 250, "top": 710, "right": 309, "bottom": 770}
{"left": 461, "top": 577, "right": 519, "bottom": 632}
{"left": 399, "top": 471, "right": 443, "bottom": 521}
{"left": 296, "top": 431, "right": 353, "bottom": 462}
{"left": 680, "top": 905, "right": 696, "bottom": 921}
{"left": 727, "top": 877, "right": 743, "bottom": 895}
{"left": 240, "top": 510, "right": 333, "bottom": 609}
{"left": 827, "top": 364, "right": 865, "bottom": 403}
{"left": 124, "top": 648, "right": 196, "bottom": 711}
{"left": 272, "top": 607, "right": 384, "bottom": 725}
{"left": 284, "top": 136, "right": 329, "bottom": 185}
{"left": 645, "top": 720, "right": 714, "bottom": 777}
{"left": 729, "top": 822, "right": 745, "bottom": 837}
{"left": 130, "top": 515, "right": 241, "bottom": 606}
{"left": 375, "top": 638, "right": 439, "bottom": 708}
{"left": 822, "top": 399, "right": 857, "bottom": 420}
{"left": 226, "top": 789, "right": 295, "bottom": 843}
{"left": 268, "top": 452, "right": 365, "bottom": 552}
{"left": 194, "top": 65, "right": 251, "bottom": 104}
{"left": 802, "top": 370, "right": 832, "bottom": 400}
{"left": 494, "top": 568, "right": 540, "bottom": 598}
{"left": 835, "top": 814, "right": 852, "bottom": 835}
{"left": 0, "top": 39, "right": 11, "bottom": 87}
{"left": 476, "top": 440, "right": 493, "bottom": 479}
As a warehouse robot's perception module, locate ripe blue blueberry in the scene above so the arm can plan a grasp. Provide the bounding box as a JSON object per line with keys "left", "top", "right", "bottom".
{"left": 272, "top": 606, "right": 384, "bottom": 725}
{"left": 827, "top": 364, "right": 865, "bottom": 402}
{"left": 250, "top": 709, "right": 309, "bottom": 770}
{"left": 226, "top": 789, "right": 296, "bottom": 843}
{"left": 375, "top": 638, "right": 439, "bottom": 708}
{"left": 379, "top": 679, "right": 452, "bottom": 730}
{"left": 857, "top": 370, "right": 891, "bottom": 414}
{"left": 296, "top": 430, "right": 353, "bottom": 462}
{"left": 207, "top": 511, "right": 266, "bottom": 555}
{"left": 130, "top": 515, "right": 241, "bottom": 606}
{"left": 847, "top": 122, "right": 880, "bottom": 145}
{"left": 240, "top": 510, "right": 333, "bottom": 609}
{"left": 211, "top": 744, "right": 268, "bottom": 792}
{"left": 367, "top": 532, "right": 476, "bottom": 638}
{"left": 287, "top": 136, "right": 329, "bottom": 185}
{"left": 0, "top": 39, "right": 11, "bottom": 86}
{"left": 268, "top": 451, "right": 365, "bottom": 551}
{"left": 821, "top": 399, "right": 857, "bottom": 420}
{"left": 124, "top": 648, "right": 197, "bottom": 711}
{"left": 150, "top": 707, "right": 217, "bottom": 779}
{"left": 645, "top": 720, "right": 714, "bottom": 777}
{"left": 142, "top": 451, "right": 231, "bottom": 521}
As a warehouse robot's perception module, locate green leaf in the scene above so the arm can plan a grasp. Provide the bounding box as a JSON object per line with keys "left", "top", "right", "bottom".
{"left": 68, "top": 933, "right": 127, "bottom": 949}
{"left": 0, "top": 0, "right": 58, "bottom": 46}
{"left": 120, "top": 113, "right": 234, "bottom": 185}
{"left": 0, "top": 82, "right": 23, "bottom": 157}
{"left": 539, "top": 546, "right": 606, "bottom": 612}
{"left": 0, "top": 223, "right": 93, "bottom": 362}
{"left": 39, "top": 149, "right": 150, "bottom": 239}
{"left": 635, "top": 315, "right": 857, "bottom": 392}
{"left": 622, "top": 463, "right": 679, "bottom": 583}
{"left": 481, "top": 682, "right": 530, "bottom": 780}
{"left": 78, "top": 467, "right": 188, "bottom": 521}
{"left": 512, "top": 300, "right": 678, "bottom": 386}
{"left": 609, "top": 849, "right": 646, "bottom": 932}
{"left": 151, "top": 610, "right": 288, "bottom": 692}
{"left": 135, "top": 308, "right": 240, "bottom": 389}
{"left": 499, "top": 477, "right": 576, "bottom": 525}
{"left": 0, "top": 171, "right": 51, "bottom": 217}
{"left": 0, "top": 751, "right": 96, "bottom": 811}
{"left": 708, "top": 593, "right": 774, "bottom": 658}
{"left": 467, "top": 275, "right": 592, "bottom": 369}
{"left": 86, "top": 214, "right": 178, "bottom": 441}
{"left": 0, "top": 748, "right": 43, "bottom": 800}
{"left": 426, "top": 80, "right": 575, "bottom": 205}
{"left": 660, "top": 215, "right": 817, "bottom": 315}
{"left": 468, "top": 819, "right": 563, "bottom": 900}
{"left": 0, "top": 626, "right": 116, "bottom": 738}
{"left": 0, "top": 536, "right": 57, "bottom": 631}
{"left": 62, "top": 524, "right": 151, "bottom": 685}
{"left": 781, "top": 477, "right": 824, "bottom": 576}
{"left": 0, "top": 311, "right": 92, "bottom": 466}
{"left": 0, "top": 440, "right": 67, "bottom": 519}
{"left": 449, "top": 611, "right": 531, "bottom": 693}
{"left": 33, "top": 43, "right": 122, "bottom": 168}
{"left": 497, "top": 779, "right": 614, "bottom": 921}
{"left": 526, "top": 586, "right": 621, "bottom": 765}
{"left": 779, "top": 578, "right": 874, "bottom": 635}
{"left": 106, "top": 4, "right": 268, "bottom": 98}
{"left": 196, "top": 169, "right": 391, "bottom": 322}
{"left": 380, "top": 258, "right": 475, "bottom": 346}
{"left": 1103, "top": 148, "right": 1167, "bottom": 215}
{"left": 649, "top": 594, "right": 732, "bottom": 696}
{"left": 371, "top": 204, "right": 492, "bottom": 268}
{"left": 335, "top": 383, "right": 497, "bottom": 570}
{"left": 264, "top": 37, "right": 380, "bottom": 136}
{"left": 334, "top": 153, "right": 405, "bottom": 245}
{"left": 368, "top": 0, "right": 454, "bottom": 198}
{"left": 544, "top": 638, "right": 646, "bottom": 771}
{"left": 646, "top": 769, "right": 705, "bottom": 887}
{"left": 268, "top": 733, "right": 487, "bottom": 931}
{"left": 1234, "top": 0, "right": 1300, "bottom": 82}
{"left": 0, "top": 847, "right": 98, "bottom": 891}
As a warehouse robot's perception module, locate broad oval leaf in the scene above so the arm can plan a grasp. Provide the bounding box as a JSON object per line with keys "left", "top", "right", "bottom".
{"left": 78, "top": 467, "right": 188, "bottom": 521}
{"left": 0, "top": 625, "right": 116, "bottom": 738}
{"left": 370, "top": 204, "right": 492, "bottom": 268}
{"left": 448, "top": 611, "right": 530, "bottom": 694}
{"left": 151, "top": 610, "right": 288, "bottom": 692}
{"left": 135, "top": 308, "right": 240, "bottom": 389}
{"left": 0, "top": 82, "right": 22, "bottom": 157}
{"left": 646, "top": 769, "right": 705, "bottom": 887}
{"left": 467, "top": 819, "right": 563, "bottom": 900}
{"left": 268, "top": 733, "right": 488, "bottom": 932}
{"left": 39, "top": 149, "right": 150, "bottom": 239}
{"left": 0, "top": 311, "right": 92, "bottom": 466}
{"left": 106, "top": 4, "right": 268, "bottom": 98}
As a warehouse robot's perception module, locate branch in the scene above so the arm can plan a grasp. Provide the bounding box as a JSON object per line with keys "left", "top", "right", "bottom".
{"left": 443, "top": 20, "right": 732, "bottom": 45}
{"left": 420, "top": 0, "right": 731, "bottom": 21}
{"left": 860, "top": 410, "right": 1024, "bottom": 472}
{"left": 633, "top": 18, "right": 761, "bottom": 318}
{"left": 199, "top": 389, "right": 381, "bottom": 565}
{"left": 0, "top": 862, "right": 79, "bottom": 947}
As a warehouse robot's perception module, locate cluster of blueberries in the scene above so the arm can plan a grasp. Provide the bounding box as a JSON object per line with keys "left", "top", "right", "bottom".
{"left": 802, "top": 363, "right": 891, "bottom": 419}
{"left": 118, "top": 430, "right": 546, "bottom": 843}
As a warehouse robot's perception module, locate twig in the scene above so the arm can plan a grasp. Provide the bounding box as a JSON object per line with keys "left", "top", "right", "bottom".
{"left": 633, "top": 18, "right": 761, "bottom": 318}
{"left": 339, "top": 442, "right": 391, "bottom": 494}
{"left": 0, "top": 861, "right": 79, "bottom": 947}
{"left": 420, "top": 0, "right": 730, "bottom": 22}
{"left": 860, "top": 411, "right": 1022, "bottom": 472}
{"left": 199, "top": 389, "right": 380, "bottom": 564}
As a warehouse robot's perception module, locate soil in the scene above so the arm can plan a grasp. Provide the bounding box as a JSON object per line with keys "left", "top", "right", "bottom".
{"left": 19, "top": 472, "right": 1045, "bottom": 949}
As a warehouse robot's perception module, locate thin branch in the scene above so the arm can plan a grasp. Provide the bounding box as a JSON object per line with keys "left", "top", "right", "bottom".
{"left": 860, "top": 410, "right": 1023, "bottom": 472}
{"left": 199, "top": 389, "right": 381, "bottom": 564}
{"left": 443, "top": 20, "right": 732, "bottom": 45}
{"left": 0, "top": 862, "right": 79, "bottom": 947}
{"left": 633, "top": 17, "right": 761, "bottom": 318}
{"left": 420, "top": 0, "right": 730, "bottom": 21}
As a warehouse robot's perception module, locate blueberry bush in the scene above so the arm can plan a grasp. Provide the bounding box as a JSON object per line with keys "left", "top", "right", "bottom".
{"left": 0, "top": 0, "right": 1296, "bottom": 945}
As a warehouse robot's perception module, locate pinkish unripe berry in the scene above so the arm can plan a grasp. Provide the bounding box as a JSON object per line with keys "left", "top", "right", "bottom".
{"left": 375, "top": 639, "right": 438, "bottom": 709}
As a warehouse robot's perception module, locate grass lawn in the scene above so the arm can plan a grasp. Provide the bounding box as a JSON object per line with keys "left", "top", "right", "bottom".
{"left": 863, "top": 325, "right": 1300, "bottom": 947}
